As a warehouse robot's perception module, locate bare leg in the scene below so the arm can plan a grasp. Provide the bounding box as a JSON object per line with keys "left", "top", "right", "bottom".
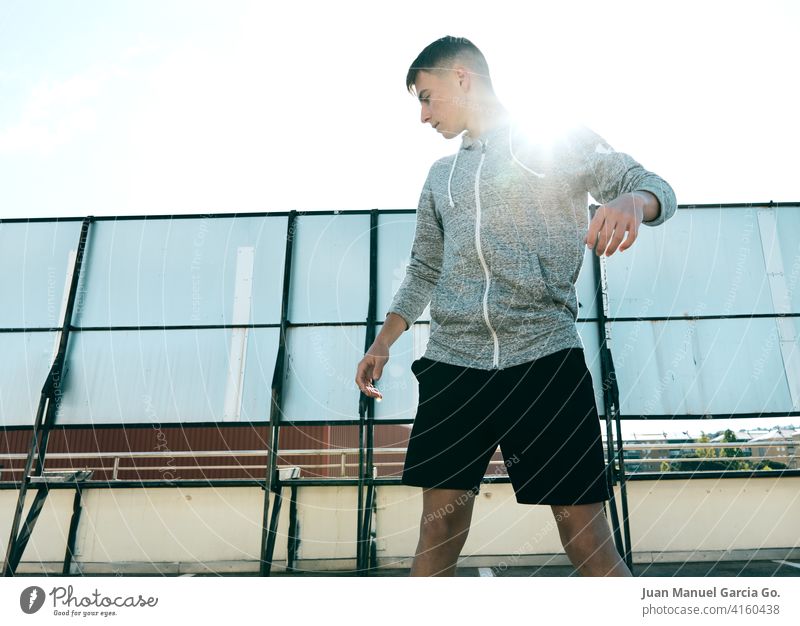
{"left": 551, "top": 502, "right": 632, "bottom": 577}
{"left": 410, "top": 487, "right": 478, "bottom": 577}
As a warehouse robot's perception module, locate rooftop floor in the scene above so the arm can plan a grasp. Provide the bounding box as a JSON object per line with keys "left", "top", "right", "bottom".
{"left": 270, "top": 560, "right": 800, "bottom": 577}
{"left": 11, "top": 560, "right": 800, "bottom": 577}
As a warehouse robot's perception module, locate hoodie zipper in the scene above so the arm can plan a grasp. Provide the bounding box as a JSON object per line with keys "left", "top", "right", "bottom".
{"left": 473, "top": 139, "right": 500, "bottom": 369}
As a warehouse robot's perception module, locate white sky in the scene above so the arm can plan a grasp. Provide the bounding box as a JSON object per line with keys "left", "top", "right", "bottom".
{"left": 0, "top": 0, "right": 798, "bottom": 437}
{"left": 1, "top": 0, "right": 798, "bottom": 217}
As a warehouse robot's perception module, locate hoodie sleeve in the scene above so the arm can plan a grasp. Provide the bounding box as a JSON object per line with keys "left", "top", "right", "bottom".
{"left": 385, "top": 168, "right": 444, "bottom": 331}
{"left": 565, "top": 124, "right": 677, "bottom": 227}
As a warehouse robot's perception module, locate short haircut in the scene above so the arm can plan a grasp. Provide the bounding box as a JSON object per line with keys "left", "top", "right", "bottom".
{"left": 405, "top": 36, "right": 493, "bottom": 95}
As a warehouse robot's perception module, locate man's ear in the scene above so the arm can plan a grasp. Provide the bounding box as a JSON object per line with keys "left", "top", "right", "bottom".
{"left": 454, "top": 66, "right": 470, "bottom": 91}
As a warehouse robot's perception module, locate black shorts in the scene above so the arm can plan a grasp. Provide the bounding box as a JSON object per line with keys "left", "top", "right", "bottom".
{"left": 401, "top": 347, "right": 611, "bottom": 505}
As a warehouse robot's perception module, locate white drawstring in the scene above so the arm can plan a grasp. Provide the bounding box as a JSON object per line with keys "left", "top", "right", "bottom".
{"left": 447, "top": 121, "right": 545, "bottom": 208}
{"left": 508, "top": 123, "right": 546, "bottom": 178}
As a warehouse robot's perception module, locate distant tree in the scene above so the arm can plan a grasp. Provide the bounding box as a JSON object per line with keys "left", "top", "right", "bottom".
{"left": 694, "top": 431, "right": 716, "bottom": 459}
{"left": 720, "top": 429, "right": 746, "bottom": 459}
{"left": 663, "top": 429, "right": 780, "bottom": 472}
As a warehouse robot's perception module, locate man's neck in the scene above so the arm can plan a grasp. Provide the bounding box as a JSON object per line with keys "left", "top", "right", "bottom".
{"left": 465, "top": 101, "right": 511, "bottom": 140}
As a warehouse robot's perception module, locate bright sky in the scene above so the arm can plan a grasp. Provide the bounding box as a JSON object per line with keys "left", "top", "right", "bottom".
{"left": 1, "top": 0, "right": 798, "bottom": 218}
{"left": 1, "top": 0, "right": 798, "bottom": 437}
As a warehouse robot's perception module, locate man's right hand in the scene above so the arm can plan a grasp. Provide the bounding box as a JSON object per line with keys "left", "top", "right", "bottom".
{"left": 355, "top": 340, "right": 390, "bottom": 399}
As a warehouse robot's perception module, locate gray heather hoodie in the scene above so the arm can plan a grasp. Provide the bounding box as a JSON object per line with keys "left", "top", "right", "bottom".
{"left": 387, "top": 118, "right": 677, "bottom": 370}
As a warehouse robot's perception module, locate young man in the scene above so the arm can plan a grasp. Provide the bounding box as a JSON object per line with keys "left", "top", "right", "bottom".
{"left": 355, "top": 36, "right": 676, "bottom": 576}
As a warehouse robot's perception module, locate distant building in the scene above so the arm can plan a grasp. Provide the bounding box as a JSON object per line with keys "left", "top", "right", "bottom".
{"left": 745, "top": 428, "right": 798, "bottom": 469}
{"left": 619, "top": 431, "right": 695, "bottom": 473}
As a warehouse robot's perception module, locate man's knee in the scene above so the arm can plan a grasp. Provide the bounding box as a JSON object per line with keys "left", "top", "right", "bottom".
{"left": 419, "top": 515, "right": 469, "bottom": 547}
{"left": 551, "top": 502, "right": 607, "bottom": 543}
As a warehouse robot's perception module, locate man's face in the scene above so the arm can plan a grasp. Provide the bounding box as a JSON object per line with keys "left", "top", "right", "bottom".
{"left": 414, "top": 69, "right": 467, "bottom": 139}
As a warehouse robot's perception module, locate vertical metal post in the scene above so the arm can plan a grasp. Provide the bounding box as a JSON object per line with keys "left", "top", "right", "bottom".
{"left": 3, "top": 216, "right": 94, "bottom": 577}
{"left": 264, "top": 487, "right": 283, "bottom": 573}
{"left": 366, "top": 484, "right": 378, "bottom": 571}
{"left": 356, "top": 416, "right": 365, "bottom": 571}
{"left": 613, "top": 400, "right": 633, "bottom": 568}
{"left": 287, "top": 485, "right": 299, "bottom": 572}
{"left": 588, "top": 204, "right": 634, "bottom": 573}
{"left": 3, "top": 399, "right": 48, "bottom": 576}
{"left": 6, "top": 487, "right": 49, "bottom": 574}
{"left": 357, "top": 210, "right": 379, "bottom": 574}
{"left": 260, "top": 211, "right": 297, "bottom": 576}
{"left": 62, "top": 485, "right": 84, "bottom": 575}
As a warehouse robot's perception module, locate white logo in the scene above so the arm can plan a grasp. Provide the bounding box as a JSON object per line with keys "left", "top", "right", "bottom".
{"left": 20, "top": 586, "right": 45, "bottom": 614}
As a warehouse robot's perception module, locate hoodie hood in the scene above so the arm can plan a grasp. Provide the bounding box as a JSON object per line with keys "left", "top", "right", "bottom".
{"left": 459, "top": 117, "right": 513, "bottom": 150}
{"left": 446, "top": 116, "right": 545, "bottom": 208}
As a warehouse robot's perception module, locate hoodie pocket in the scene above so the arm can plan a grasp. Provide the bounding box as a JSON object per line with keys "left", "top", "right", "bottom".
{"left": 536, "top": 240, "right": 584, "bottom": 317}
{"left": 492, "top": 246, "right": 551, "bottom": 314}
{"left": 524, "top": 253, "right": 551, "bottom": 307}
{"left": 429, "top": 273, "right": 485, "bottom": 332}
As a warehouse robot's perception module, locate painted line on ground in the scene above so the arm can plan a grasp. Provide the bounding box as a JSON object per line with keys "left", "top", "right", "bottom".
{"left": 771, "top": 560, "right": 800, "bottom": 570}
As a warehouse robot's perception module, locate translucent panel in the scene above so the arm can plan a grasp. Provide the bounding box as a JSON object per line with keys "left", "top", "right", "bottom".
{"left": 288, "top": 214, "right": 371, "bottom": 324}
{"left": 279, "top": 325, "right": 418, "bottom": 422}
{"left": 3, "top": 207, "right": 798, "bottom": 428}
{"left": 576, "top": 321, "right": 604, "bottom": 416}
{"left": 774, "top": 206, "right": 800, "bottom": 312}
{"left": 377, "top": 212, "right": 431, "bottom": 322}
{"left": 369, "top": 326, "right": 425, "bottom": 421}
{"left": 0, "top": 220, "right": 83, "bottom": 329}
{"left": 285, "top": 321, "right": 608, "bottom": 424}
{"left": 74, "top": 216, "right": 287, "bottom": 327}
{"left": 576, "top": 248, "right": 601, "bottom": 320}
{"left": 0, "top": 331, "right": 60, "bottom": 426}
{"left": 282, "top": 322, "right": 605, "bottom": 423}
{"left": 54, "top": 328, "right": 280, "bottom": 425}
{"left": 280, "top": 325, "right": 365, "bottom": 422}
{"left": 606, "top": 208, "right": 773, "bottom": 317}
{"left": 611, "top": 318, "right": 796, "bottom": 416}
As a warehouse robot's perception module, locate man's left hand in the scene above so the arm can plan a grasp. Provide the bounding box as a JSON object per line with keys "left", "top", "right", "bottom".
{"left": 584, "top": 191, "right": 654, "bottom": 257}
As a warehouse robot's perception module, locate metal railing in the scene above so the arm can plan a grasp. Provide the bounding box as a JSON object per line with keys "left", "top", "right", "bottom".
{"left": 0, "top": 441, "right": 796, "bottom": 482}
{"left": 623, "top": 441, "right": 797, "bottom": 469}
{"left": 0, "top": 448, "right": 407, "bottom": 481}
